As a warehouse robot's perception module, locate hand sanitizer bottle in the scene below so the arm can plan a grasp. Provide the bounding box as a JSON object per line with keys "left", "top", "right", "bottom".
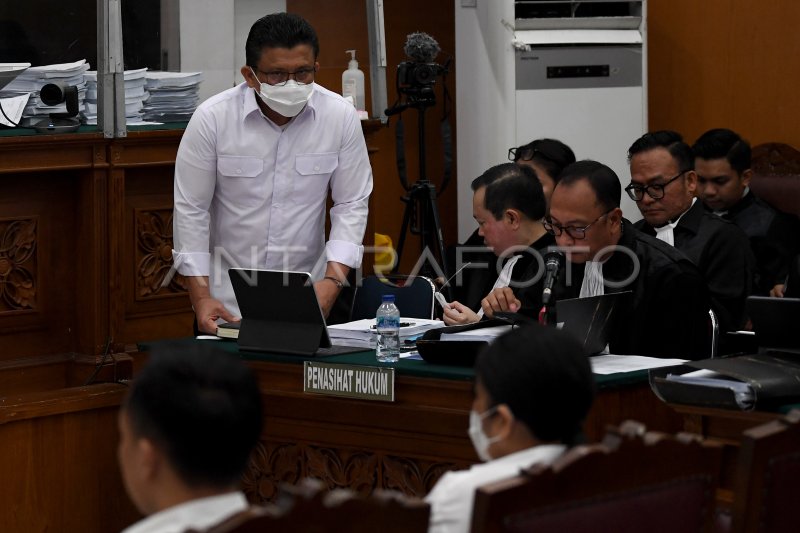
{"left": 342, "top": 49, "right": 366, "bottom": 117}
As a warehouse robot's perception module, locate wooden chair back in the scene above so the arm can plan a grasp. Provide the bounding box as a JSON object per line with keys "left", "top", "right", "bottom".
{"left": 192, "top": 478, "right": 430, "bottom": 533}
{"left": 470, "top": 422, "right": 722, "bottom": 533}
{"left": 730, "top": 409, "right": 800, "bottom": 533}
{"left": 750, "top": 142, "right": 800, "bottom": 218}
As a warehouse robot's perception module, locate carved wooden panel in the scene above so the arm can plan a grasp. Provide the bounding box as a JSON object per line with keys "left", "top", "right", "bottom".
{"left": 134, "top": 207, "right": 186, "bottom": 300}
{"left": 0, "top": 217, "right": 37, "bottom": 314}
{"left": 242, "top": 439, "right": 465, "bottom": 504}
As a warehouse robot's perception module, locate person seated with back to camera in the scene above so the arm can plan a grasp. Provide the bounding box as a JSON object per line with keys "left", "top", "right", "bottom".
{"left": 425, "top": 324, "right": 595, "bottom": 533}
{"left": 117, "top": 344, "right": 263, "bottom": 533}
{"left": 546, "top": 160, "right": 711, "bottom": 359}
{"left": 442, "top": 163, "right": 555, "bottom": 325}
{"left": 450, "top": 139, "right": 575, "bottom": 310}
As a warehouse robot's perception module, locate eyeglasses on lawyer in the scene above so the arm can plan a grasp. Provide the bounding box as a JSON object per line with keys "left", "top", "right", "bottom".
{"left": 543, "top": 211, "right": 612, "bottom": 240}
{"left": 624, "top": 170, "right": 689, "bottom": 201}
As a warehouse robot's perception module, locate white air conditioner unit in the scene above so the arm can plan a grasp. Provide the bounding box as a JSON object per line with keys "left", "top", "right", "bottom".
{"left": 455, "top": 0, "right": 647, "bottom": 239}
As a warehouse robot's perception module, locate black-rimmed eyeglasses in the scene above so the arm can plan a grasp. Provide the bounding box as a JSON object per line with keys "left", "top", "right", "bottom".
{"left": 254, "top": 67, "right": 316, "bottom": 86}
{"left": 543, "top": 211, "right": 611, "bottom": 240}
{"left": 624, "top": 170, "right": 688, "bottom": 201}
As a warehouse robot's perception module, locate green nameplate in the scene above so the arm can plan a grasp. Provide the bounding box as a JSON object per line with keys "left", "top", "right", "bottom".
{"left": 303, "top": 361, "right": 395, "bottom": 402}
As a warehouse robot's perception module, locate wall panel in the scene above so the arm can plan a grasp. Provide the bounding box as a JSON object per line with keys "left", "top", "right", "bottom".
{"left": 649, "top": 0, "right": 800, "bottom": 146}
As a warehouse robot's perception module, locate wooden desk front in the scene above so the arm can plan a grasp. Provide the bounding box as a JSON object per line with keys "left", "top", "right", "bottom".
{"left": 139, "top": 338, "right": 684, "bottom": 503}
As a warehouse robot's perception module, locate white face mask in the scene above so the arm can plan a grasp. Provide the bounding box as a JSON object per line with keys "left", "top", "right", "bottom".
{"left": 468, "top": 407, "right": 502, "bottom": 462}
{"left": 251, "top": 68, "right": 313, "bottom": 118}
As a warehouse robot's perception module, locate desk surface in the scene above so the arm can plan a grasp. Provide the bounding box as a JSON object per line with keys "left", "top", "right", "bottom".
{"left": 140, "top": 337, "right": 653, "bottom": 389}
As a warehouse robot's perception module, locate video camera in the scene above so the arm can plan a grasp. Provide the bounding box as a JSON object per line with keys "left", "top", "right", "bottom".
{"left": 397, "top": 60, "right": 446, "bottom": 91}
{"left": 393, "top": 32, "right": 448, "bottom": 101}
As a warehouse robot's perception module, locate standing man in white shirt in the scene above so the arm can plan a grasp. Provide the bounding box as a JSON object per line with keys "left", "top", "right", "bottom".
{"left": 172, "top": 13, "right": 373, "bottom": 333}
{"left": 117, "top": 344, "right": 262, "bottom": 533}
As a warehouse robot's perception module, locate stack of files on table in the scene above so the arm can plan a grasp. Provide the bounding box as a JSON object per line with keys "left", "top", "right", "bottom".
{"left": 328, "top": 318, "right": 444, "bottom": 348}
{"left": 0, "top": 59, "right": 89, "bottom": 127}
{"left": 83, "top": 68, "right": 149, "bottom": 125}
{"left": 142, "top": 71, "right": 203, "bottom": 122}
{"left": 438, "top": 325, "right": 513, "bottom": 343}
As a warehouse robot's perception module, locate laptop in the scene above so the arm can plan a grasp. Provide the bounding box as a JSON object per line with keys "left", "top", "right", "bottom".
{"left": 228, "top": 269, "right": 366, "bottom": 356}
{"left": 555, "top": 292, "right": 630, "bottom": 356}
{"left": 746, "top": 296, "right": 800, "bottom": 355}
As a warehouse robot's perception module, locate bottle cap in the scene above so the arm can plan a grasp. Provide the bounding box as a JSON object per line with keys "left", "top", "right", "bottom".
{"left": 346, "top": 49, "right": 358, "bottom": 69}
{"left": 381, "top": 294, "right": 396, "bottom": 302}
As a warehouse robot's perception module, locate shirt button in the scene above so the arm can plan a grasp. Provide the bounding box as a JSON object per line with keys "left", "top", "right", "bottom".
{"left": 236, "top": 169, "right": 242, "bottom": 174}
{"left": 314, "top": 165, "right": 320, "bottom": 171}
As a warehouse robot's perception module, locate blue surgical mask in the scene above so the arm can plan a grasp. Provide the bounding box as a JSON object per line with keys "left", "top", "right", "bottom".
{"left": 468, "top": 407, "right": 501, "bottom": 462}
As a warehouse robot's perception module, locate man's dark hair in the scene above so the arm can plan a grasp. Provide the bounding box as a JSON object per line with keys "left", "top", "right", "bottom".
{"left": 557, "top": 160, "right": 621, "bottom": 211}
{"left": 475, "top": 324, "right": 594, "bottom": 446}
{"left": 246, "top": 12, "right": 320, "bottom": 67}
{"left": 123, "top": 344, "right": 263, "bottom": 488}
{"left": 627, "top": 130, "right": 694, "bottom": 171}
{"left": 512, "top": 138, "right": 576, "bottom": 182}
{"left": 692, "top": 128, "right": 751, "bottom": 175}
{"left": 471, "top": 163, "right": 546, "bottom": 221}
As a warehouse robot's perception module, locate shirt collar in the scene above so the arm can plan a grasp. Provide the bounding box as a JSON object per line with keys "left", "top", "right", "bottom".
{"left": 121, "top": 492, "right": 248, "bottom": 533}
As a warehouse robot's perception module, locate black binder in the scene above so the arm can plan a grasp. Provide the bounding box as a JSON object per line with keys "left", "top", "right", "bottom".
{"left": 649, "top": 297, "right": 800, "bottom": 410}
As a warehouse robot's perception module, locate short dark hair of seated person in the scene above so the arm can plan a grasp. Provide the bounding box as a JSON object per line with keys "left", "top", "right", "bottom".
{"left": 548, "top": 159, "right": 711, "bottom": 359}
{"left": 510, "top": 138, "right": 577, "bottom": 204}
{"left": 627, "top": 130, "right": 754, "bottom": 332}
{"left": 118, "top": 344, "right": 263, "bottom": 527}
{"left": 451, "top": 140, "right": 575, "bottom": 307}
{"left": 425, "top": 324, "right": 594, "bottom": 533}
{"left": 692, "top": 128, "right": 797, "bottom": 296}
{"left": 443, "top": 164, "right": 554, "bottom": 324}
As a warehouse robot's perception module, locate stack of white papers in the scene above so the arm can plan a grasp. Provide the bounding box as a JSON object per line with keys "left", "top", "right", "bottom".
{"left": 665, "top": 368, "right": 754, "bottom": 410}
{"left": 438, "top": 325, "right": 514, "bottom": 343}
{"left": 0, "top": 60, "right": 89, "bottom": 127}
{"left": 83, "top": 68, "right": 150, "bottom": 125}
{"left": 142, "top": 71, "right": 203, "bottom": 122}
{"left": 328, "top": 318, "right": 443, "bottom": 348}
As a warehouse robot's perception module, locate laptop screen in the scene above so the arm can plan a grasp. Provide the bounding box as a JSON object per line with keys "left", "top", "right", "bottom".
{"left": 228, "top": 269, "right": 331, "bottom": 355}
{"left": 746, "top": 296, "right": 800, "bottom": 354}
{"left": 555, "top": 292, "right": 629, "bottom": 356}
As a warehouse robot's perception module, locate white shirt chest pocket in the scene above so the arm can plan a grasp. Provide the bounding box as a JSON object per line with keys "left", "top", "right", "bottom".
{"left": 217, "top": 155, "right": 265, "bottom": 206}
{"left": 294, "top": 152, "right": 338, "bottom": 200}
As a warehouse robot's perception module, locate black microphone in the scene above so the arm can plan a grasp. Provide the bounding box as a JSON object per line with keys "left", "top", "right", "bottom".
{"left": 403, "top": 32, "right": 440, "bottom": 63}
{"left": 541, "top": 251, "right": 564, "bottom": 306}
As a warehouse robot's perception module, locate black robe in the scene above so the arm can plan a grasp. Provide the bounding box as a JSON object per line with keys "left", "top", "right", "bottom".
{"left": 448, "top": 230, "right": 555, "bottom": 313}
{"left": 635, "top": 201, "right": 754, "bottom": 332}
{"left": 713, "top": 191, "right": 799, "bottom": 295}
{"left": 553, "top": 219, "right": 711, "bottom": 360}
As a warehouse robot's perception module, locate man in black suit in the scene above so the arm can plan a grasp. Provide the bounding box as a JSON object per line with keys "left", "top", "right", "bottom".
{"left": 547, "top": 160, "right": 710, "bottom": 359}
{"left": 627, "top": 131, "right": 754, "bottom": 332}
{"left": 692, "top": 128, "right": 797, "bottom": 297}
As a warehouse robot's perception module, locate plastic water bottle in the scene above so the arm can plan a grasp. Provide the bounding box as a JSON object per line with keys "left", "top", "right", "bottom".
{"left": 375, "top": 294, "right": 400, "bottom": 363}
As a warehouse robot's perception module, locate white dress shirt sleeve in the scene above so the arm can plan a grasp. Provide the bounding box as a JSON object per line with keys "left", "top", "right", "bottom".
{"left": 326, "top": 105, "right": 373, "bottom": 268}
{"left": 172, "top": 107, "right": 219, "bottom": 277}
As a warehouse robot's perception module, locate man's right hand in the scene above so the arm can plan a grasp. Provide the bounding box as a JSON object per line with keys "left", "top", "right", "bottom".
{"left": 194, "top": 296, "right": 239, "bottom": 334}
{"left": 481, "top": 287, "right": 521, "bottom": 318}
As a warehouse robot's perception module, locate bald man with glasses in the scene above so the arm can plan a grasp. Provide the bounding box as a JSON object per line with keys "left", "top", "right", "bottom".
{"left": 627, "top": 131, "right": 754, "bottom": 334}
{"left": 546, "top": 160, "right": 711, "bottom": 359}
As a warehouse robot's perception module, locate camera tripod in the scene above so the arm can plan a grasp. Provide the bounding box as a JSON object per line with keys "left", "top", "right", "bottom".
{"left": 388, "top": 96, "right": 451, "bottom": 297}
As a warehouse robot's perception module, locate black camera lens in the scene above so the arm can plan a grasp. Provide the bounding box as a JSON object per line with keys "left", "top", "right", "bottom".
{"left": 414, "top": 64, "right": 436, "bottom": 84}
